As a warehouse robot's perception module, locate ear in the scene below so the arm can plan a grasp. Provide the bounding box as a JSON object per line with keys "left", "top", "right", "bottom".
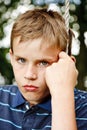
{"left": 70, "top": 56, "right": 76, "bottom": 63}
{"left": 9, "top": 49, "right": 13, "bottom": 66}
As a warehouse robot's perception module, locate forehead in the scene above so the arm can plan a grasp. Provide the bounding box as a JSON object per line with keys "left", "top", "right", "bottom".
{"left": 13, "top": 36, "right": 60, "bottom": 48}
{"left": 12, "top": 37, "right": 60, "bottom": 58}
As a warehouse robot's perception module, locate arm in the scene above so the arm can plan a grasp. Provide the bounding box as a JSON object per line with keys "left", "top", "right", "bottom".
{"left": 45, "top": 51, "right": 78, "bottom": 130}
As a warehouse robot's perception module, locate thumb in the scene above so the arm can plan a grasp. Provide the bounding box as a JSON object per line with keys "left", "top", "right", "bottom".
{"left": 58, "top": 51, "right": 68, "bottom": 59}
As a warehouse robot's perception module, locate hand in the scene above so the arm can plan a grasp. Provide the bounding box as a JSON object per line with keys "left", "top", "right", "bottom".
{"left": 45, "top": 51, "right": 78, "bottom": 96}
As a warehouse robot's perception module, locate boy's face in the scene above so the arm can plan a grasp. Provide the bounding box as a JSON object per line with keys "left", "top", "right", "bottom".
{"left": 10, "top": 37, "right": 61, "bottom": 105}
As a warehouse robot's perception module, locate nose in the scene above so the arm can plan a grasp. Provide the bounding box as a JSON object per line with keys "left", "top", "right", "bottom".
{"left": 24, "top": 64, "right": 37, "bottom": 80}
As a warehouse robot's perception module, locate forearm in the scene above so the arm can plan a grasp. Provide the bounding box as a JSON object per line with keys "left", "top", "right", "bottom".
{"left": 51, "top": 89, "right": 77, "bottom": 130}
{"left": 45, "top": 52, "right": 78, "bottom": 130}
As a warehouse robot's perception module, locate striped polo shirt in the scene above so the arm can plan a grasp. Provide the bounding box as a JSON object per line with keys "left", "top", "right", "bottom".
{"left": 0, "top": 85, "right": 87, "bottom": 130}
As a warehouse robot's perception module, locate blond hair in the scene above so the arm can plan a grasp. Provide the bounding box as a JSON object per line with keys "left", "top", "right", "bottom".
{"left": 11, "top": 8, "right": 69, "bottom": 52}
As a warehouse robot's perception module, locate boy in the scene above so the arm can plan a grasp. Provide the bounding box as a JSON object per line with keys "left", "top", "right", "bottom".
{"left": 0, "top": 8, "right": 86, "bottom": 130}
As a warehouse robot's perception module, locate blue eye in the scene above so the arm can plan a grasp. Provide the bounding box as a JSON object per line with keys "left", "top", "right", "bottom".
{"left": 17, "top": 58, "right": 25, "bottom": 64}
{"left": 40, "top": 61, "right": 49, "bottom": 66}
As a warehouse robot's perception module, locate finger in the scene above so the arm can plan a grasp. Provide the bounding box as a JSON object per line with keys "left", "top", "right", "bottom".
{"left": 59, "top": 52, "right": 76, "bottom": 63}
{"left": 58, "top": 51, "right": 69, "bottom": 59}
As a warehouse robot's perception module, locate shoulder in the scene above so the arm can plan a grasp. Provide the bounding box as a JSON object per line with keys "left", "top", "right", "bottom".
{"left": 74, "top": 89, "right": 87, "bottom": 129}
{"left": 0, "top": 85, "right": 18, "bottom": 99}
{"left": 74, "top": 88, "right": 87, "bottom": 106}
{"left": 0, "top": 85, "right": 18, "bottom": 92}
{"left": 74, "top": 88, "right": 87, "bottom": 111}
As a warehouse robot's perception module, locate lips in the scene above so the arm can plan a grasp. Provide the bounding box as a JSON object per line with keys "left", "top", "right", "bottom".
{"left": 23, "top": 85, "right": 38, "bottom": 92}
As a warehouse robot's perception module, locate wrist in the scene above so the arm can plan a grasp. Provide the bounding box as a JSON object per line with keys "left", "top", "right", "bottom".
{"left": 50, "top": 86, "right": 74, "bottom": 99}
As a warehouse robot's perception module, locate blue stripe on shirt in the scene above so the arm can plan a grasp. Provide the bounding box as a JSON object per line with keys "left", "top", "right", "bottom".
{"left": 0, "top": 102, "right": 25, "bottom": 113}
{"left": 0, "top": 118, "right": 22, "bottom": 129}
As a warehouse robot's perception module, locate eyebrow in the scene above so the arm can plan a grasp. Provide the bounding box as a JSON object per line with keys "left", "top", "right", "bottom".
{"left": 37, "top": 56, "right": 58, "bottom": 63}
{"left": 14, "top": 54, "right": 58, "bottom": 63}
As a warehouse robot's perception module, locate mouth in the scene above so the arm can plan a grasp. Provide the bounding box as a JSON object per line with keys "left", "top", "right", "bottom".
{"left": 23, "top": 85, "right": 38, "bottom": 92}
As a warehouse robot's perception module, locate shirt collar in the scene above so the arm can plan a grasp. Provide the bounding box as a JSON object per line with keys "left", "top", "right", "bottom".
{"left": 12, "top": 89, "right": 25, "bottom": 108}
{"left": 38, "top": 96, "right": 51, "bottom": 112}
{"left": 12, "top": 89, "right": 51, "bottom": 112}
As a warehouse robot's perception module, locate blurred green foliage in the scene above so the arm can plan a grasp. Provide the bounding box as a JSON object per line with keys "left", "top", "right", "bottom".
{"left": 0, "top": 0, "right": 87, "bottom": 90}
{"left": 0, "top": 48, "right": 14, "bottom": 84}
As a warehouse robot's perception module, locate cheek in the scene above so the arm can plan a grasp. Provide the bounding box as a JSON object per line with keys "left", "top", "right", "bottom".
{"left": 38, "top": 70, "right": 47, "bottom": 86}
{"left": 39, "top": 68, "right": 45, "bottom": 79}
{"left": 12, "top": 62, "right": 19, "bottom": 73}
{"left": 12, "top": 65, "right": 24, "bottom": 80}
{"left": 13, "top": 62, "right": 23, "bottom": 70}
{"left": 12, "top": 65, "right": 20, "bottom": 75}
{"left": 12, "top": 62, "right": 25, "bottom": 74}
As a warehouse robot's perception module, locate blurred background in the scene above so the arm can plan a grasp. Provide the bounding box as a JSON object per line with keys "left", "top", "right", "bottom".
{"left": 0, "top": 0, "right": 87, "bottom": 90}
